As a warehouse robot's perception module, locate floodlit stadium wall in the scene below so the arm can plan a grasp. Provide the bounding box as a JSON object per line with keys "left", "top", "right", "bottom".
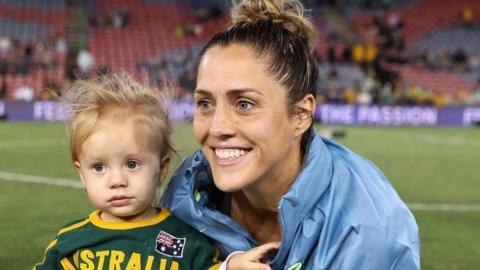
{"left": 0, "top": 100, "right": 479, "bottom": 127}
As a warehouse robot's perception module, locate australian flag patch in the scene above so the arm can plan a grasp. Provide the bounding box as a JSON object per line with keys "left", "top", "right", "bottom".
{"left": 155, "top": 231, "right": 186, "bottom": 258}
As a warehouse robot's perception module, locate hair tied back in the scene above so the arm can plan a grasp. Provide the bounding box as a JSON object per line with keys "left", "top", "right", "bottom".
{"left": 230, "top": 0, "right": 318, "bottom": 51}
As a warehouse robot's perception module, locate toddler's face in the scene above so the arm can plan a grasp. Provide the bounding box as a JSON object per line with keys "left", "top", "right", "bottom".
{"left": 75, "top": 117, "right": 167, "bottom": 222}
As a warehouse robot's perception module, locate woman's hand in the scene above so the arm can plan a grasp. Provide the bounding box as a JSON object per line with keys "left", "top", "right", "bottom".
{"left": 226, "top": 242, "right": 281, "bottom": 270}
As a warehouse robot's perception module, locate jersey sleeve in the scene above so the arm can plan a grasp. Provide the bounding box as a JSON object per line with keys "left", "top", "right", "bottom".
{"left": 188, "top": 231, "right": 223, "bottom": 270}
{"left": 33, "top": 218, "right": 87, "bottom": 270}
{"left": 32, "top": 238, "right": 62, "bottom": 270}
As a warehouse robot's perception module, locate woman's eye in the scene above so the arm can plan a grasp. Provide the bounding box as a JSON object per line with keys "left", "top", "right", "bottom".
{"left": 196, "top": 99, "right": 213, "bottom": 111}
{"left": 93, "top": 164, "right": 105, "bottom": 172}
{"left": 237, "top": 100, "right": 253, "bottom": 111}
{"left": 126, "top": 160, "right": 139, "bottom": 169}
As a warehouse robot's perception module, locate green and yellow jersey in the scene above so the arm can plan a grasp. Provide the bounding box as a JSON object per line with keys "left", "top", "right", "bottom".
{"left": 34, "top": 208, "right": 221, "bottom": 270}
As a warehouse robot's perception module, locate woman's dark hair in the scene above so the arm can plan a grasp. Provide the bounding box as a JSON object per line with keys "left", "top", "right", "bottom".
{"left": 197, "top": 0, "right": 318, "bottom": 156}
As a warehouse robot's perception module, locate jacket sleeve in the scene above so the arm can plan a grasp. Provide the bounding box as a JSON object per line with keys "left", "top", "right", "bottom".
{"left": 389, "top": 246, "right": 420, "bottom": 270}
{"left": 314, "top": 225, "right": 420, "bottom": 270}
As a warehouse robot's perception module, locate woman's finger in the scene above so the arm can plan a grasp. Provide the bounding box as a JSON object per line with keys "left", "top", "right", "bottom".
{"left": 246, "top": 242, "right": 281, "bottom": 261}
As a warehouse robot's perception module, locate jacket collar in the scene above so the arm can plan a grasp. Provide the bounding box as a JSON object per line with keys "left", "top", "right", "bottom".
{"left": 162, "top": 129, "right": 334, "bottom": 260}
{"left": 273, "top": 129, "right": 333, "bottom": 265}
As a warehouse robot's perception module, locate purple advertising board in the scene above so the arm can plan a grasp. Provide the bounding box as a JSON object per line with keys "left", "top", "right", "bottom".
{"left": 0, "top": 100, "right": 4, "bottom": 118}
{"left": 1, "top": 100, "right": 479, "bottom": 127}
{"left": 314, "top": 105, "right": 480, "bottom": 126}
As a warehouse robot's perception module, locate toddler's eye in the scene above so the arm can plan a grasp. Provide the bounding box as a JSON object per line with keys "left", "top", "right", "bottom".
{"left": 93, "top": 163, "right": 105, "bottom": 173}
{"left": 126, "top": 160, "right": 139, "bottom": 169}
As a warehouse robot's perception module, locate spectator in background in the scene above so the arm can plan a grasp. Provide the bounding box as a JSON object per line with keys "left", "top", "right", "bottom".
{"left": 13, "top": 84, "right": 34, "bottom": 102}
{"left": 152, "top": 60, "right": 169, "bottom": 87}
{"left": 55, "top": 36, "right": 67, "bottom": 54}
{"left": 39, "top": 78, "right": 60, "bottom": 101}
{"left": 452, "top": 48, "right": 469, "bottom": 72}
{"left": 0, "top": 36, "right": 12, "bottom": 57}
{"left": 19, "top": 44, "right": 34, "bottom": 75}
{"left": 341, "top": 44, "right": 352, "bottom": 63}
{"left": 0, "top": 77, "right": 6, "bottom": 99}
{"left": 0, "top": 55, "right": 7, "bottom": 75}
{"left": 111, "top": 9, "right": 130, "bottom": 29}
{"left": 460, "top": 6, "right": 474, "bottom": 28}
{"left": 76, "top": 48, "right": 95, "bottom": 78}
{"left": 179, "top": 68, "right": 196, "bottom": 96}
{"left": 438, "top": 48, "right": 451, "bottom": 70}
{"left": 195, "top": 4, "right": 223, "bottom": 21}
{"left": 468, "top": 88, "right": 480, "bottom": 106}
{"left": 35, "top": 40, "right": 56, "bottom": 70}
{"left": 352, "top": 43, "right": 366, "bottom": 70}
{"left": 327, "top": 44, "right": 336, "bottom": 63}
{"left": 181, "top": 23, "right": 204, "bottom": 37}
{"left": 10, "top": 40, "right": 23, "bottom": 74}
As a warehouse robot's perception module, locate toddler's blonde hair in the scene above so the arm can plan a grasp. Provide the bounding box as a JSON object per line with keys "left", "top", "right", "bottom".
{"left": 66, "top": 73, "right": 174, "bottom": 165}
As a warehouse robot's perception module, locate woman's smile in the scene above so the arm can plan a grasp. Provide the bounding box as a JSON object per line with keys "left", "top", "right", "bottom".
{"left": 213, "top": 147, "right": 250, "bottom": 165}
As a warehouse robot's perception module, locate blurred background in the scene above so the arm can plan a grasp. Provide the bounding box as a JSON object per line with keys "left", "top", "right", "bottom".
{"left": 0, "top": 0, "right": 479, "bottom": 269}
{"left": 1, "top": 0, "right": 480, "bottom": 109}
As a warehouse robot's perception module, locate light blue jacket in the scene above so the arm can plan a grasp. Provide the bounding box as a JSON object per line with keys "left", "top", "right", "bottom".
{"left": 161, "top": 131, "right": 420, "bottom": 269}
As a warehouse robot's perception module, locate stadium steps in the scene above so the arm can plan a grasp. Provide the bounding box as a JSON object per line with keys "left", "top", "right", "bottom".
{"left": 393, "top": 65, "right": 477, "bottom": 95}
{"left": 322, "top": 5, "right": 358, "bottom": 44}
{"left": 0, "top": 0, "right": 66, "bottom": 97}
{"left": 351, "top": 0, "right": 480, "bottom": 46}
{"left": 89, "top": 0, "right": 228, "bottom": 75}
{"left": 65, "top": 1, "right": 89, "bottom": 50}
{"left": 0, "top": 2, "right": 65, "bottom": 36}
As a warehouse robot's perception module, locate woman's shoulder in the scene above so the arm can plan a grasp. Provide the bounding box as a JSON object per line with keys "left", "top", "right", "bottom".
{"left": 301, "top": 133, "right": 418, "bottom": 238}
{"left": 289, "top": 135, "right": 419, "bottom": 268}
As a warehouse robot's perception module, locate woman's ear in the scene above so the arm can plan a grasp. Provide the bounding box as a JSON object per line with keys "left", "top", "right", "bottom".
{"left": 294, "top": 94, "right": 316, "bottom": 137}
{"left": 74, "top": 161, "right": 87, "bottom": 187}
{"left": 159, "top": 156, "right": 171, "bottom": 183}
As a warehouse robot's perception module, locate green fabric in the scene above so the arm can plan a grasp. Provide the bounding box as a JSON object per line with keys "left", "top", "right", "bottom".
{"left": 34, "top": 209, "right": 220, "bottom": 270}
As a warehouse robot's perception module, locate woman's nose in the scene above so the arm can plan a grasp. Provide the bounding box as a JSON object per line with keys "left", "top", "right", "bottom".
{"left": 209, "top": 103, "right": 236, "bottom": 139}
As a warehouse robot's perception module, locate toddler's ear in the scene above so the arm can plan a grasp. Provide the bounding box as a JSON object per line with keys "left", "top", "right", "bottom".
{"left": 74, "top": 161, "right": 86, "bottom": 187}
{"left": 159, "top": 156, "right": 171, "bottom": 182}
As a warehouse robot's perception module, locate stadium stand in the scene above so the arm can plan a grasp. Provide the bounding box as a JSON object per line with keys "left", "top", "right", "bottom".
{"left": 0, "top": 0, "right": 479, "bottom": 107}
{"left": 0, "top": 0, "right": 65, "bottom": 100}
{"left": 88, "top": 0, "right": 227, "bottom": 75}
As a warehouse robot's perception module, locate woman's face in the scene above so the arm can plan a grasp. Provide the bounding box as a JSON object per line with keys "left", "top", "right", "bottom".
{"left": 194, "top": 44, "right": 303, "bottom": 192}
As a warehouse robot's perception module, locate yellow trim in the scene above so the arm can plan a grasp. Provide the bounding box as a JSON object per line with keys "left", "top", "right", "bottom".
{"left": 89, "top": 208, "right": 172, "bottom": 230}
{"left": 58, "top": 219, "right": 90, "bottom": 236}
{"left": 60, "top": 258, "right": 76, "bottom": 270}
{"left": 45, "top": 239, "right": 57, "bottom": 253}
{"left": 214, "top": 248, "right": 221, "bottom": 262}
{"left": 208, "top": 262, "right": 222, "bottom": 270}
{"left": 207, "top": 249, "right": 222, "bottom": 270}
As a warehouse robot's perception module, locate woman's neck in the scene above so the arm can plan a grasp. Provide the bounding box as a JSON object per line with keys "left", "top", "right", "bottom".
{"left": 241, "top": 143, "right": 303, "bottom": 213}
{"left": 231, "top": 145, "right": 303, "bottom": 243}
{"left": 231, "top": 191, "right": 282, "bottom": 244}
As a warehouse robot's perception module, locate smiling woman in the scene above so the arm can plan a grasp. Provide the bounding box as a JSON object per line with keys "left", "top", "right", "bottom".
{"left": 194, "top": 44, "right": 309, "bottom": 194}
{"left": 161, "top": 0, "right": 420, "bottom": 269}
